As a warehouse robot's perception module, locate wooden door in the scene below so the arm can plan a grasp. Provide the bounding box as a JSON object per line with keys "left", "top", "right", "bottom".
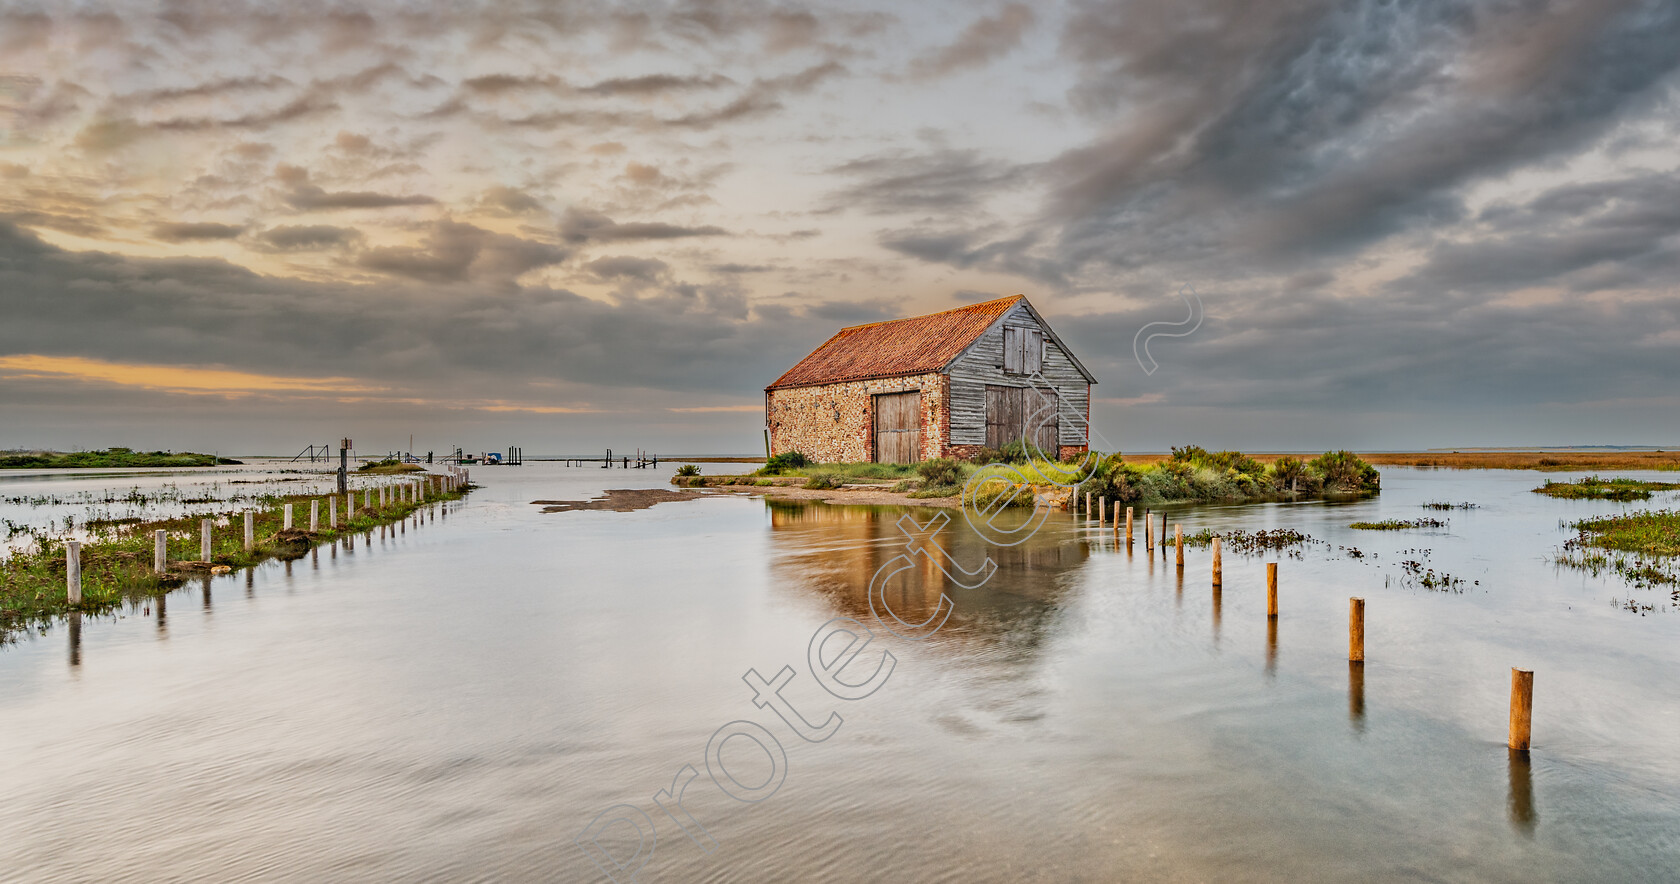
{"left": 985, "top": 384, "right": 1058, "bottom": 454}
{"left": 985, "top": 385, "right": 1019, "bottom": 449}
{"left": 873, "top": 391, "right": 921, "bottom": 463}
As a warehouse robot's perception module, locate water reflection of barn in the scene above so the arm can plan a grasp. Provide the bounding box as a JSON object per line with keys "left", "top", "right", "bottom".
{"left": 766, "top": 501, "right": 1091, "bottom": 651}
{"left": 764, "top": 296, "right": 1097, "bottom": 464}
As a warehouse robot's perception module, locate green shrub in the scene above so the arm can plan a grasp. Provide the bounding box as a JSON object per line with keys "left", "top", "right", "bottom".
{"left": 803, "top": 469, "right": 841, "bottom": 489}
{"left": 760, "top": 451, "right": 810, "bottom": 475}
{"left": 917, "top": 457, "right": 963, "bottom": 487}
{"left": 971, "top": 440, "right": 1028, "bottom": 465}
{"left": 1309, "top": 450, "right": 1380, "bottom": 492}
{"left": 675, "top": 464, "right": 701, "bottom": 477}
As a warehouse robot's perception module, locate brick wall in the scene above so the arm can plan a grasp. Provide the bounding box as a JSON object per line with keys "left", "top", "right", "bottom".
{"left": 766, "top": 373, "right": 947, "bottom": 463}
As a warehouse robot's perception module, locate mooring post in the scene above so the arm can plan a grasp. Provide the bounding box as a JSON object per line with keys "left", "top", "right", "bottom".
{"left": 1211, "top": 536, "right": 1222, "bottom": 586}
{"left": 1145, "top": 509, "right": 1153, "bottom": 548}
{"left": 310, "top": 499, "right": 320, "bottom": 532}
{"left": 1266, "top": 563, "right": 1279, "bottom": 618}
{"left": 243, "top": 511, "right": 254, "bottom": 552}
{"left": 1350, "top": 597, "right": 1365, "bottom": 662}
{"left": 1100, "top": 496, "right": 1107, "bottom": 528}
{"left": 200, "top": 518, "right": 212, "bottom": 561}
{"left": 66, "top": 540, "right": 82, "bottom": 604}
{"left": 155, "top": 529, "right": 168, "bottom": 572}
{"left": 1126, "top": 507, "right": 1134, "bottom": 545}
{"left": 1175, "top": 524, "right": 1184, "bottom": 566}
{"left": 1509, "top": 669, "right": 1534, "bottom": 751}
{"left": 283, "top": 504, "right": 294, "bottom": 530}
{"left": 1085, "top": 492, "right": 1091, "bottom": 518}
{"left": 1159, "top": 511, "right": 1167, "bottom": 554}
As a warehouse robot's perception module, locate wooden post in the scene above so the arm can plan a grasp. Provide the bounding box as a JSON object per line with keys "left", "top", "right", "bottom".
{"left": 283, "top": 504, "right": 294, "bottom": 530}
{"left": 154, "top": 529, "right": 168, "bottom": 572}
{"left": 67, "top": 540, "right": 82, "bottom": 603}
{"left": 1125, "top": 507, "right": 1134, "bottom": 545}
{"left": 1266, "top": 563, "right": 1279, "bottom": 618}
{"left": 1159, "top": 511, "right": 1167, "bottom": 554}
{"left": 1509, "top": 669, "right": 1534, "bottom": 751}
{"left": 1349, "top": 598, "right": 1365, "bottom": 662}
{"left": 310, "top": 499, "right": 320, "bottom": 532}
{"left": 329, "top": 495, "right": 337, "bottom": 529}
{"left": 200, "top": 519, "right": 212, "bottom": 561}
{"left": 1099, "top": 497, "right": 1107, "bottom": 528}
{"left": 1085, "top": 492, "right": 1091, "bottom": 518}
{"left": 346, "top": 493, "right": 353, "bottom": 520}
{"left": 1145, "top": 509, "right": 1152, "bottom": 548}
{"left": 1211, "top": 536, "right": 1222, "bottom": 586}
{"left": 243, "top": 511, "right": 254, "bottom": 551}
{"left": 1175, "top": 524, "right": 1183, "bottom": 566}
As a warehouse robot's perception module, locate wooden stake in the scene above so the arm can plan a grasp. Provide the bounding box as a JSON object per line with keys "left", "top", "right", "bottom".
{"left": 243, "top": 511, "right": 254, "bottom": 551}
{"left": 66, "top": 540, "right": 82, "bottom": 604}
{"left": 1349, "top": 597, "right": 1365, "bottom": 662}
{"left": 1085, "top": 492, "right": 1092, "bottom": 518}
{"left": 310, "top": 499, "right": 320, "bottom": 532}
{"left": 1145, "top": 509, "right": 1152, "bottom": 548}
{"left": 1126, "top": 507, "right": 1134, "bottom": 545}
{"left": 1211, "top": 536, "right": 1222, "bottom": 586}
{"left": 1266, "top": 563, "right": 1279, "bottom": 618}
{"left": 1509, "top": 669, "right": 1534, "bottom": 751}
{"left": 1175, "top": 524, "right": 1184, "bottom": 566}
{"left": 283, "top": 504, "right": 293, "bottom": 530}
{"left": 1099, "top": 496, "right": 1106, "bottom": 527}
{"left": 1159, "top": 511, "right": 1167, "bottom": 554}
{"left": 328, "top": 495, "right": 337, "bottom": 529}
{"left": 154, "top": 529, "right": 167, "bottom": 572}
{"left": 200, "top": 519, "right": 212, "bottom": 561}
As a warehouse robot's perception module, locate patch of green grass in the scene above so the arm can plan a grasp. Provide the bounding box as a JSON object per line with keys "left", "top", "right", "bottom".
{"left": 1422, "top": 501, "right": 1479, "bottom": 510}
{"left": 0, "top": 448, "right": 238, "bottom": 469}
{"left": 1, "top": 480, "right": 473, "bottom": 642}
{"left": 1351, "top": 518, "right": 1448, "bottom": 530}
{"left": 1567, "top": 509, "right": 1680, "bottom": 557}
{"left": 1533, "top": 476, "right": 1680, "bottom": 501}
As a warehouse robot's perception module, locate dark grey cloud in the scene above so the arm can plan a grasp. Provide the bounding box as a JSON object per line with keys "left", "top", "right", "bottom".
{"left": 908, "top": 4, "right": 1035, "bottom": 80}
{"left": 276, "top": 164, "right": 436, "bottom": 211}
{"left": 585, "top": 255, "right": 669, "bottom": 282}
{"left": 667, "top": 61, "right": 845, "bottom": 128}
{"left": 827, "top": 149, "right": 1030, "bottom": 214}
{"left": 578, "top": 73, "right": 733, "bottom": 96}
{"left": 558, "top": 207, "right": 728, "bottom": 243}
{"left": 478, "top": 186, "right": 547, "bottom": 215}
{"left": 152, "top": 221, "right": 245, "bottom": 242}
{"left": 122, "top": 75, "right": 291, "bottom": 103}
{"left": 355, "top": 220, "right": 567, "bottom": 285}
{"left": 253, "top": 224, "right": 361, "bottom": 251}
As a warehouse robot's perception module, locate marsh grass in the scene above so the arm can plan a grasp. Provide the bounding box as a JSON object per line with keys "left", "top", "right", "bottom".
{"left": 0, "top": 448, "right": 237, "bottom": 469}
{"left": 1, "top": 481, "right": 474, "bottom": 642}
{"left": 1351, "top": 518, "right": 1448, "bottom": 530}
{"left": 1533, "top": 476, "right": 1680, "bottom": 501}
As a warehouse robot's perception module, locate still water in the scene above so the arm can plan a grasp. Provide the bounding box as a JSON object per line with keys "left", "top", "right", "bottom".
{"left": 1, "top": 464, "right": 1677, "bottom": 882}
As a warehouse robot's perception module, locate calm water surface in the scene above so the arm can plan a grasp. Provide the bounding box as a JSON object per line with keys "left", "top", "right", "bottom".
{"left": 2, "top": 464, "right": 1678, "bottom": 882}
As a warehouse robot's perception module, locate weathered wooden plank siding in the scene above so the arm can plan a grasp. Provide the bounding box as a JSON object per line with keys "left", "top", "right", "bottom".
{"left": 947, "top": 303, "right": 1089, "bottom": 447}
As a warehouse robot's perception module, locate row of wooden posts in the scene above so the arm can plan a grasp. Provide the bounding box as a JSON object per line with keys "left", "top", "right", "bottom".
{"left": 63, "top": 470, "right": 469, "bottom": 603}
{"left": 1078, "top": 491, "right": 1535, "bottom": 753}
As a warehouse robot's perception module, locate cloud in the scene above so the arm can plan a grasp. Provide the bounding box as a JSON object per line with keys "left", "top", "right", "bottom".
{"left": 827, "top": 148, "right": 1030, "bottom": 214}
{"left": 578, "top": 73, "right": 733, "bottom": 96}
{"left": 584, "top": 255, "right": 669, "bottom": 282}
{"left": 153, "top": 221, "right": 246, "bottom": 242}
{"left": 478, "top": 185, "right": 547, "bottom": 215}
{"left": 276, "top": 164, "right": 436, "bottom": 210}
{"left": 558, "top": 207, "right": 729, "bottom": 243}
{"left": 908, "top": 4, "right": 1035, "bottom": 80}
{"left": 253, "top": 224, "right": 362, "bottom": 251}
{"left": 356, "top": 220, "right": 568, "bottom": 285}
{"left": 666, "top": 61, "right": 845, "bottom": 128}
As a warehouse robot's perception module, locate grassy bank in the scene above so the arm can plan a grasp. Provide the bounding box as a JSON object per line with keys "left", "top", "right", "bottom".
{"left": 1554, "top": 510, "right": 1680, "bottom": 605}
{"left": 675, "top": 446, "right": 1381, "bottom": 508}
{"left": 1, "top": 479, "right": 473, "bottom": 642}
{"left": 1533, "top": 476, "right": 1680, "bottom": 501}
{"left": 0, "top": 447, "right": 241, "bottom": 469}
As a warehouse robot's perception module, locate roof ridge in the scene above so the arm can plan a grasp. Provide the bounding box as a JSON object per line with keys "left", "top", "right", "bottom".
{"left": 835, "top": 294, "right": 1023, "bottom": 332}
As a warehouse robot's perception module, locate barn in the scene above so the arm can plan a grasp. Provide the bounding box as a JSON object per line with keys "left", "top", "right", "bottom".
{"left": 764, "top": 295, "right": 1097, "bottom": 463}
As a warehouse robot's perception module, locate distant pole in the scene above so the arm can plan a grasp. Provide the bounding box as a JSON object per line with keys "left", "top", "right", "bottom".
{"left": 200, "top": 519, "right": 212, "bottom": 561}
{"left": 1175, "top": 524, "right": 1184, "bottom": 566}
{"left": 66, "top": 540, "right": 82, "bottom": 604}
{"left": 1100, "top": 497, "right": 1107, "bottom": 527}
{"left": 1085, "top": 492, "right": 1091, "bottom": 518}
{"left": 1349, "top": 597, "right": 1365, "bottom": 662}
{"left": 155, "top": 529, "right": 168, "bottom": 572}
{"left": 1126, "top": 507, "right": 1134, "bottom": 545}
{"left": 1509, "top": 669, "right": 1534, "bottom": 751}
{"left": 283, "top": 504, "right": 294, "bottom": 530}
{"left": 338, "top": 438, "right": 351, "bottom": 495}
{"left": 243, "top": 511, "right": 254, "bottom": 552}
{"left": 1211, "top": 536, "right": 1222, "bottom": 586}
{"left": 1266, "top": 563, "right": 1279, "bottom": 618}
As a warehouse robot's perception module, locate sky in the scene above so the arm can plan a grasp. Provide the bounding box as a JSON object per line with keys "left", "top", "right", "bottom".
{"left": 1, "top": 0, "right": 1677, "bottom": 456}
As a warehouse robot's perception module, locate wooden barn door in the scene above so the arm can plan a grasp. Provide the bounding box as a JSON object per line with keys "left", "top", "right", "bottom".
{"left": 985, "top": 385, "right": 1058, "bottom": 455}
{"left": 873, "top": 391, "right": 921, "bottom": 463}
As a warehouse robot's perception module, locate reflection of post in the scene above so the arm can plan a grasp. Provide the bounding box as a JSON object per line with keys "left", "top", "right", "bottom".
{"left": 1266, "top": 617, "right": 1278, "bottom": 676}
{"left": 1349, "top": 661, "right": 1365, "bottom": 730}
{"left": 155, "top": 592, "right": 167, "bottom": 635}
{"left": 201, "top": 575, "right": 212, "bottom": 610}
{"left": 68, "top": 611, "right": 82, "bottom": 667}
{"left": 1211, "top": 585, "right": 1222, "bottom": 642}
{"left": 1508, "top": 749, "right": 1536, "bottom": 834}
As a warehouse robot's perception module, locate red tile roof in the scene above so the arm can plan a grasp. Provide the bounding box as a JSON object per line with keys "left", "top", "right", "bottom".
{"left": 766, "top": 296, "right": 1024, "bottom": 390}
